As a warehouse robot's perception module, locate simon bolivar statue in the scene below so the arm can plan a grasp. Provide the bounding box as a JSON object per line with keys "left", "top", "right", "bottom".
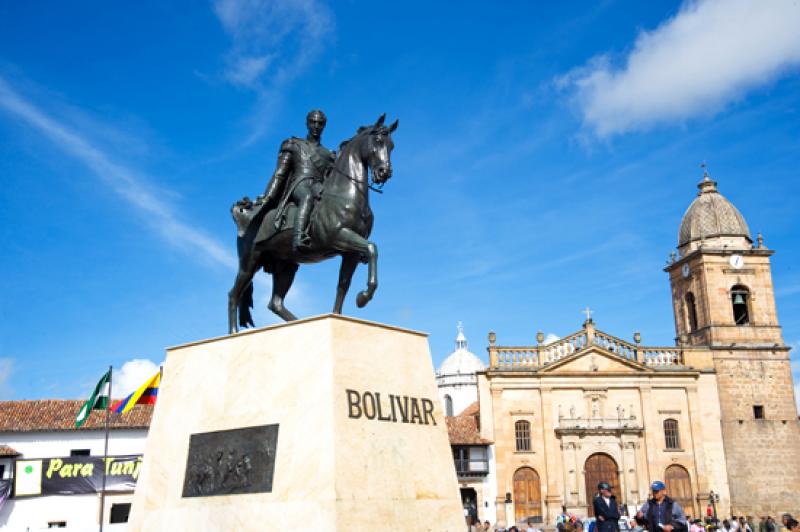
{"left": 258, "top": 109, "right": 335, "bottom": 250}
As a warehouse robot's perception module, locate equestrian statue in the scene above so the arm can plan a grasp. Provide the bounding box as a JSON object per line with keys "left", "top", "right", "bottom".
{"left": 228, "top": 110, "right": 398, "bottom": 333}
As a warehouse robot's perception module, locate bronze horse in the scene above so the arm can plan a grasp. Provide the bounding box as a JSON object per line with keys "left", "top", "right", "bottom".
{"left": 228, "top": 115, "right": 398, "bottom": 333}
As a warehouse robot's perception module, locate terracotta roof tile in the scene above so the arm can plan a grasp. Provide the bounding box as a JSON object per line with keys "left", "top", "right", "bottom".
{"left": 0, "top": 400, "right": 153, "bottom": 432}
{"left": 446, "top": 414, "right": 492, "bottom": 445}
{"left": 458, "top": 401, "right": 480, "bottom": 417}
{"left": 0, "top": 444, "right": 20, "bottom": 456}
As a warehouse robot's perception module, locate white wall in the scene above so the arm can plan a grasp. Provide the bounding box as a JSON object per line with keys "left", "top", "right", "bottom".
{"left": 2, "top": 429, "right": 147, "bottom": 458}
{"left": 483, "top": 444, "right": 497, "bottom": 525}
{"left": 438, "top": 380, "right": 479, "bottom": 417}
{"left": 0, "top": 429, "right": 147, "bottom": 532}
{"left": 1, "top": 493, "right": 133, "bottom": 532}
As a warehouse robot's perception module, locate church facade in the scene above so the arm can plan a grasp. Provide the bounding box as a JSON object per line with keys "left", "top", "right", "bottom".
{"left": 475, "top": 171, "right": 800, "bottom": 526}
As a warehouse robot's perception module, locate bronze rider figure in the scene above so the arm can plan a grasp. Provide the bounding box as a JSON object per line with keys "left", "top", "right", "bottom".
{"left": 259, "top": 109, "right": 335, "bottom": 251}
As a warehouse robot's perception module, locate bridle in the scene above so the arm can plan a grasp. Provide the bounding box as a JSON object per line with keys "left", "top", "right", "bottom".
{"left": 330, "top": 165, "right": 385, "bottom": 195}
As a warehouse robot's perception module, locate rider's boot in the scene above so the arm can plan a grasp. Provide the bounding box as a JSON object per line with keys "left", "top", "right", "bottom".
{"left": 292, "top": 197, "right": 313, "bottom": 251}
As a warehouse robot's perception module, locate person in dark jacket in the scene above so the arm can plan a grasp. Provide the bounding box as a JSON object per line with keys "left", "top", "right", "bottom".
{"left": 636, "top": 481, "right": 688, "bottom": 532}
{"left": 594, "top": 482, "right": 622, "bottom": 532}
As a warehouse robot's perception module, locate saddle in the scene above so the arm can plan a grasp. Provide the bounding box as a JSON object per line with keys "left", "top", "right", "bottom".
{"left": 231, "top": 197, "right": 308, "bottom": 244}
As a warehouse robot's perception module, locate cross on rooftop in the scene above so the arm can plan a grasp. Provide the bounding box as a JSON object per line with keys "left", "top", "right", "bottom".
{"left": 582, "top": 306, "right": 593, "bottom": 321}
{"left": 700, "top": 161, "right": 710, "bottom": 179}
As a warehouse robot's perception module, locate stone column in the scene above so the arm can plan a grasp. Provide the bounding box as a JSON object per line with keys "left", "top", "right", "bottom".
{"left": 560, "top": 441, "right": 570, "bottom": 509}
{"left": 560, "top": 438, "right": 580, "bottom": 511}
{"left": 638, "top": 385, "right": 659, "bottom": 485}
{"left": 539, "top": 387, "right": 562, "bottom": 522}
{"left": 621, "top": 439, "right": 641, "bottom": 510}
{"left": 491, "top": 387, "right": 507, "bottom": 525}
{"left": 618, "top": 439, "right": 628, "bottom": 504}
{"left": 685, "top": 384, "right": 707, "bottom": 517}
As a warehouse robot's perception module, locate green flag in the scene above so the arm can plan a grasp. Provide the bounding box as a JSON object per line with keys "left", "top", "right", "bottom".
{"left": 75, "top": 369, "right": 111, "bottom": 428}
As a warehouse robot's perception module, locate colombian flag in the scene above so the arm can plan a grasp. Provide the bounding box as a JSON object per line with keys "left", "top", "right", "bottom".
{"left": 112, "top": 370, "right": 161, "bottom": 414}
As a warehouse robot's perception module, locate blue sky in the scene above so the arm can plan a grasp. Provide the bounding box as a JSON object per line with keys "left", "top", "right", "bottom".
{"left": 1, "top": 1, "right": 799, "bottom": 404}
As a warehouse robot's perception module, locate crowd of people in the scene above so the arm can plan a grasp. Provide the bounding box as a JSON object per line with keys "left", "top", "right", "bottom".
{"left": 465, "top": 481, "right": 799, "bottom": 532}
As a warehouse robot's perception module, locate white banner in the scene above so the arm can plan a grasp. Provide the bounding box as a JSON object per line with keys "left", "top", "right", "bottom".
{"left": 14, "top": 460, "right": 42, "bottom": 496}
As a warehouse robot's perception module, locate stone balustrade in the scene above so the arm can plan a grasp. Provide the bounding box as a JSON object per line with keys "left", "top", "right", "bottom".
{"left": 488, "top": 325, "right": 683, "bottom": 370}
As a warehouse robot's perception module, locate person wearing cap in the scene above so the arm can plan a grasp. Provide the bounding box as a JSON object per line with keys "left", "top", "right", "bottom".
{"left": 635, "top": 480, "right": 688, "bottom": 532}
{"left": 594, "top": 481, "right": 622, "bottom": 532}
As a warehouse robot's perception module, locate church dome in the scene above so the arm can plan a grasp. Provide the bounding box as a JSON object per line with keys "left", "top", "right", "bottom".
{"left": 678, "top": 171, "right": 751, "bottom": 248}
{"left": 438, "top": 323, "right": 485, "bottom": 376}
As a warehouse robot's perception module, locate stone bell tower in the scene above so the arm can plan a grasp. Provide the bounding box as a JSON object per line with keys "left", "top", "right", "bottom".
{"left": 664, "top": 168, "right": 800, "bottom": 516}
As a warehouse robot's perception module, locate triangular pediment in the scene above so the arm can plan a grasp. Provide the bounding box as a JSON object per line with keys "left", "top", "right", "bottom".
{"left": 537, "top": 346, "right": 652, "bottom": 374}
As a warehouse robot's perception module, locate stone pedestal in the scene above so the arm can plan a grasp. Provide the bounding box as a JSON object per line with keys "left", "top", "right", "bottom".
{"left": 128, "top": 314, "right": 464, "bottom": 531}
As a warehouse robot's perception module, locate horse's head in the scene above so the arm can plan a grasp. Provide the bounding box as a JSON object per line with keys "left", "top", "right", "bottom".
{"left": 358, "top": 113, "right": 398, "bottom": 185}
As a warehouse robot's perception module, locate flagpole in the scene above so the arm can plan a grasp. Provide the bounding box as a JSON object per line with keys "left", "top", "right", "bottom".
{"left": 99, "top": 365, "right": 112, "bottom": 532}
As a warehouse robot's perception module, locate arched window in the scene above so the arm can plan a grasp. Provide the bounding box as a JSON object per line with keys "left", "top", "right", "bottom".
{"left": 664, "top": 418, "right": 680, "bottom": 449}
{"left": 515, "top": 420, "right": 531, "bottom": 451}
{"left": 731, "top": 285, "right": 750, "bottom": 325}
{"left": 685, "top": 292, "right": 698, "bottom": 332}
{"left": 444, "top": 395, "right": 453, "bottom": 417}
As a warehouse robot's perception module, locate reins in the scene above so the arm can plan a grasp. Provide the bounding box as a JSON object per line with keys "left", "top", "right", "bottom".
{"left": 329, "top": 165, "right": 385, "bottom": 195}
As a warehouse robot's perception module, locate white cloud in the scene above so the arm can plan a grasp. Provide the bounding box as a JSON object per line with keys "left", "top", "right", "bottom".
{"left": 0, "top": 76, "right": 237, "bottom": 270}
{"left": 544, "top": 333, "right": 560, "bottom": 345}
{"left": 226, "top": 54, "right": 275, "bottom": 88}
{"left": 560, "top": 0, "right": 800, "bottom": 138}
{"left": 212, "top": 0, "right": 334, "bottom": 142}
{"left": 115, "top": 359, "right": 161, "bottom": 397}
{"left": 0, "top": 358, "right": 13, "bottom": 399}
{"left": 214, "top": 0, "right": 332, "bottom": 87}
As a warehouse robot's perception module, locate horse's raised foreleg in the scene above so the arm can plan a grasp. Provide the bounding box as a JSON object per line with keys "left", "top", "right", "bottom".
{"left": 333, "top": 228, "right": 378, "bottom": 308}
{"left": 333, "top": 253, "right": 360, "bottom": 314}
{"left": 268, "top": 261, "right": 300, "bottom": 321}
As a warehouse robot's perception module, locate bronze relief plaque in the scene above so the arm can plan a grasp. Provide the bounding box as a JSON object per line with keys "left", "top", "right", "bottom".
{"left": 182, "top": 424, "right": 279, "bottom": 497}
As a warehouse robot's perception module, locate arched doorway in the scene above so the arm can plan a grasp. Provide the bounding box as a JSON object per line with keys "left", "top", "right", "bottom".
{"left": 665, "top": 465, "right": 694, "bottom": 515}
{"left": 513, "top": 467, "right": 542, "bottom": 524}
{"left": 584, "top": 453, "right": 619, "bottom": 517}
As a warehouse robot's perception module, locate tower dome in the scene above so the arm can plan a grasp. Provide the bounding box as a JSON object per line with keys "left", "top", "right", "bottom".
{"left": 438, "top": 323, "right": 485, "bottom": 377}
{"left": 678, "top": 169, "right": 751, "bottom": 251}
{"left": 436, "top": 323, "right": 485, "bottom": 417}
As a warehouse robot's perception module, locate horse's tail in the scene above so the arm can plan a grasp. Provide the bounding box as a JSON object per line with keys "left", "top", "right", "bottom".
{"left": 238, "top": 281, "right": 255, "bottom": 328}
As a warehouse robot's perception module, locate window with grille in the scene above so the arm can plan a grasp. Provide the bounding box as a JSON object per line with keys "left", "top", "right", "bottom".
{"left": 515, "top": 420, "right": 531, "bottom": 451}
{"left": 664, "top": 418, "right": 680, "bottom": 449}
{"left": 686, "top": 292, "right": 698, "bottom": 332}
{"left": 753, "top": 405, "right": 764, "bottom": 419}
{"left": 452, "top": 446, "right": 489, "bottom": 476}
{"left": 731, "top": 285, "right": 750, "bottom": 325}
{"left": 444, "top": 395, "right": 454, "bottom": 417}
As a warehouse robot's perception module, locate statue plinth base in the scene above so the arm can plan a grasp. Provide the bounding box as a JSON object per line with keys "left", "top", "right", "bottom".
{"left": 128, "top": 314, "right": 464, "bottom": 531}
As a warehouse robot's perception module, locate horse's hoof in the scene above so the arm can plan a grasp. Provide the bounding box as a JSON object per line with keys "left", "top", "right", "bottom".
{"left": 356, "top": 291, "right": 370, "bottom": 308}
